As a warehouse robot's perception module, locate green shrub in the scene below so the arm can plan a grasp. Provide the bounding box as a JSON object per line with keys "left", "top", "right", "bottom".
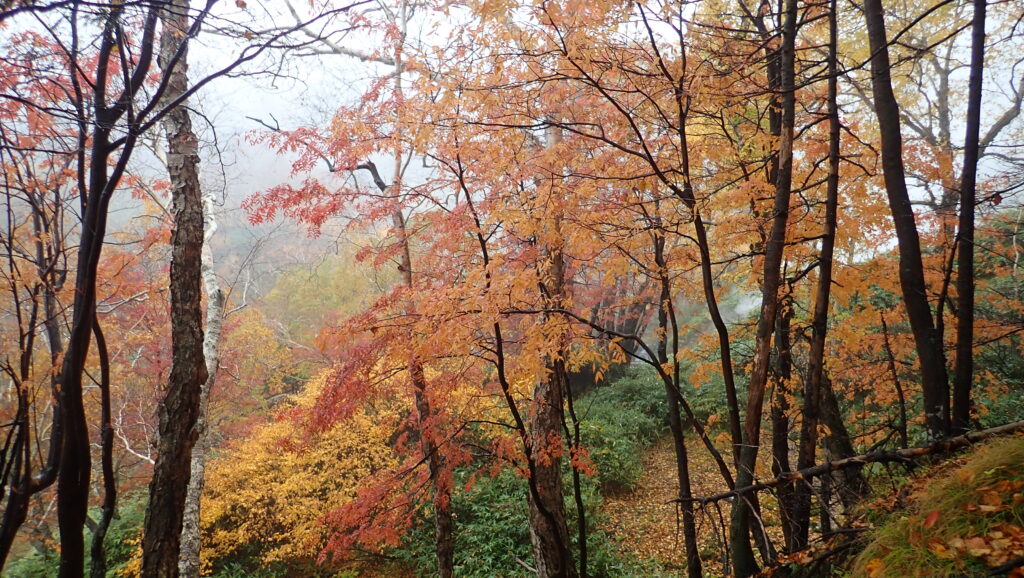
{"left": 4, "top": 492, "right": 147, "bottom": 578}
{"left": 390, "top": 365, "right": 672, "bottom": 576}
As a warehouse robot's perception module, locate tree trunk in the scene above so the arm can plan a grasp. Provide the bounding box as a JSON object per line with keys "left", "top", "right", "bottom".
{"left": 89, "top": 320, "right": 115, "bottom": 578}
{"left": 527, "top": 122, "right": 579, "bottom": 578}
{"left": 528, "top": 360, "right": 578, "bottom": 578}
{"left": 863, "top": 0, "right": 950, "bottom": 438}
{"left": 530, "top": 239, "right": 579, "bottom": 578}
{"left": 142, "top": 2, "right": 209, "bottom": 574}
{"left": 953, "top": 0, "right": 986, "bottom": 434}
{"left": 792, "top": 0, "right": 841, "bottom": 548}
{"left": 179, "top": 198, "right": 226, "bottom": 578}
{"left": 771, "top": 295, "right": 798, "bottom": 553}
{"left": 730, "top": 0, "right": 798, "bottom": 572}
{"left": 57, "top": 5, "right": 161, "bottom": 575}
{"left": 820, "top": 376, "right": 869, "bottom": 508}
{"left": 655, "top": 232, "right": 702, "bottom": 578}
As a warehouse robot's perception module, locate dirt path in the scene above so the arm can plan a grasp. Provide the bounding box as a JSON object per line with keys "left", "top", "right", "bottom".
{"left": 602, "top": 435, "right": 785, "bottom": 573}
{"left": 602, "top": 436, "right": 729, "bottom": 571}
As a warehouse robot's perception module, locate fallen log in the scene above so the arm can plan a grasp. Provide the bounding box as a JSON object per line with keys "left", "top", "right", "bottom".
{"left": 689, "top": 420, "right": 1024, "bottom": 505}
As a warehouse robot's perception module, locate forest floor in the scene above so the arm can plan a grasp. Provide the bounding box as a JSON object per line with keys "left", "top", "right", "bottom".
{"left": 602, "top": 436, "right": 785, "bottom": 575}
{"left": 605, "top": 433, "right": 1024, "bottom": 577}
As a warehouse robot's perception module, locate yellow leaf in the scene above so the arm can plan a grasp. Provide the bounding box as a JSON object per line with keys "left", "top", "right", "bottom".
{"left": 928, "top": 541, "right": 956, "bottom": 559}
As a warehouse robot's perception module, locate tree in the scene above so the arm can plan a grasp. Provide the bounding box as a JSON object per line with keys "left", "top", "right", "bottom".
{"left": 0, "top": 2, "right": 368, "bottom": 573}
{"left": 140, "top": 1, "right": 209, "bottom": 574}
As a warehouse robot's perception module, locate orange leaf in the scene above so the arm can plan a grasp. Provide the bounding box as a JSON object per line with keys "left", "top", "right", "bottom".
{"left": 865, "top": 558, "right": 886, "bottom": 577}
{"left": 924, "top": 510, "right": 940, "bottom": 529}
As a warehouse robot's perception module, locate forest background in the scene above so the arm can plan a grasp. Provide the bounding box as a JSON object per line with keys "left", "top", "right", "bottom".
{"left": 1, "top": 0, "right": 1024, "bottom": 576}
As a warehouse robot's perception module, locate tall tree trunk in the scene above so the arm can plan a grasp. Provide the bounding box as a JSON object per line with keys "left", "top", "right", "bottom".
{"left": 355, "top": 155, "right": 455, "bottom": 578}
{"left": 529, "top": 362, "right": 577, "bottom": 578}
{"left": 530, "top": 239, "right": 578, "bottom": 578}
{"left": 142, "top": 2, "right": 209, "bottom": 574}
{"left": 57, "top": 5, "right": 160, "bottom": 574}
{"left": 390, "top": 7, "right": 455, "bottom": 570}
{"left": 654, "top": 231, "right": 702, "bottom": 578}
{"left": 179, "top": 198, "right": 225, "bottom": 578}
{"left": 730, "top": 0, "right": 798, "bottom": 572}
{"left": 89, "top": 320, "right": 115, "bottom": 578}
{"left": 863, "top": 0, "right": 950, "bottom": 438}
{"left": 459, "top": 173, "right": 572, "bottom": 578}
{"left": 792, "top": 0, "right": 841, "bottom": 548}
{"left": 527, "top": 122, "right": 579, "bottom": 578}
{"left": 953, "top": 0, "right": 986, "bottom": 434}
{"left": 771, "top": 295, "right": 798, "bottom": 553}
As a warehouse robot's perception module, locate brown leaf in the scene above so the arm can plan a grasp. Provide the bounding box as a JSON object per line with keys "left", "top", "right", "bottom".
{"left": 964, "top": 536, "right": 992, "bottom": 557}
{"left": 981, "top": 491, "right": 1003, "bottom": 507}
{"left": 956, "top": 468, "right": 976, "bottom": 484}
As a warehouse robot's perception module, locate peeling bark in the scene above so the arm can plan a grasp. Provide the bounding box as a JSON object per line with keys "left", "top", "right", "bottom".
{"left": 142, "top": 1, "right": 208, "bottom": 574}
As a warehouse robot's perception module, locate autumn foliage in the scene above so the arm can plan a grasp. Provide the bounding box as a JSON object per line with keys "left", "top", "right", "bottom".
{"left": 2, "top": 0, "right": 1024, "bottom": 576}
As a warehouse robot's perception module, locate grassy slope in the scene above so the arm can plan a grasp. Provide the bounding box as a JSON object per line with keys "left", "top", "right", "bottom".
{"left": 850, "top": 435, "right": 1024, "bottom": 577}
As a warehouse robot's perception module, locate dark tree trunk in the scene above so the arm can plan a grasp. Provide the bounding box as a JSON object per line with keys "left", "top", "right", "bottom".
{"left": 411, "top": 370, "right": 455, "bottom": 578}
{"left": 530, "top": 236, "right": 578, "bottom": 578}
{"left": 731, "top": 0, "right": 798, "bottom": 572}
{"left": 792, "top": 0, "right": 841, "bottom": 548}
{"left": 655, "top": 232, "right": 702, "bottom": 578}
{"left": 820, "top": 377, "right": 869, "bottom": 508}
{"left": 771, "top": 296, "right": 799, "bottom": 553}
{"left": 59, "top": 6, "right": 161, "bottom": 571}
{"left": 89, "top": 320, "right": 115, "bottom": 578}
{"left": 528, "top": 357, "right": 577, "bottom": 578}
{"left": 460, "top": 176, "right": 574, "bottom": 578}
{"left": 953, "top": 0, "right": 986, "bottom": 434}
{"left": 665, "top": 35, "right": 743, "bottom": 464}
{"left": 863, "top": 0, "right": 950, "bottom": 438}
{"left": 357, "top": 158, "right": 455, "bottom": 578}
{"left": 141, "top": 2, "right": 209, "bottom": 574}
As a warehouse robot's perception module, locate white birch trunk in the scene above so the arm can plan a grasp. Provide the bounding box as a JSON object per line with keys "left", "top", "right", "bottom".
{"left": 178, "top": 195, "right": 224, "bottom": 577}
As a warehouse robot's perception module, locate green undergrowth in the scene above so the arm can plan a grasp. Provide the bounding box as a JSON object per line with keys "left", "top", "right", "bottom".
{"left": 3, "top": 492, "right": 147, "bottom": 578}
{"left": 391, "top": 365, "right": 673, "bottom": 577}
{"left": 848, "top": 434, "right": 1024, "bottom": 577}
